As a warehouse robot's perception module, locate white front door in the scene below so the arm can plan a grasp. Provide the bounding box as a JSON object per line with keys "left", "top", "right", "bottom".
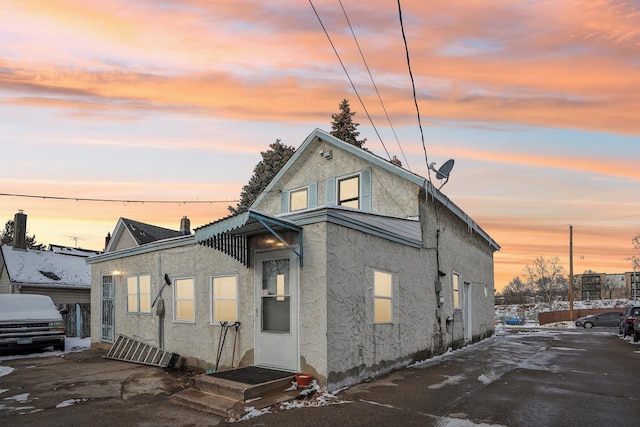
{"left": 255, "top": 250, "right": 299, "bottom": 371}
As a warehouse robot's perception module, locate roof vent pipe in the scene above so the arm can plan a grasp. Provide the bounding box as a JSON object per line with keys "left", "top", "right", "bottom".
{"left": 180, "top": 216, "right": 191, "bottom": 235}
{"left": 13, "top": 210, "right": 27, "bottom": 250}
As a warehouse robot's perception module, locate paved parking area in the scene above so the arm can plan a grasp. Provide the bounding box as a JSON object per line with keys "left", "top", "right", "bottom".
{"left": 2, "top": 329, "right": 639, "bottom": 426}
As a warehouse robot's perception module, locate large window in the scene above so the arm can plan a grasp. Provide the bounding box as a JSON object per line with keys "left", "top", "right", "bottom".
{"left": 211, "top": 275, "right": 238, "bottom": 323}
{"left": 452, "top": 273, "right": 460, "bottom": 309}
{"left": 174, "top": 278, "right": 195, "bottom": 322}
{"left": 374, "top": 270, "right": 393, "bottom": 323}
{"left": 289, "top": 187, "right": 308, "bottom": 212}
{"left": 127, "top": 274, "right": 151, "bottom": 314}
{"left": 338, "top": 175, "right": 360, "bottom": 208}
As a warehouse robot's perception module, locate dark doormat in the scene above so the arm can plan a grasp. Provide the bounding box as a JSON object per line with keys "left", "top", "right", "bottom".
{"left": 207, "top": 366, "right": 294, "bottom": 385}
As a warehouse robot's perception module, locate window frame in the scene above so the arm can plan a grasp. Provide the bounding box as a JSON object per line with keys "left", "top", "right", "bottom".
{"left": 126, "top": 273, "right": 151, "bottom": 314}
{"left": 210, "top": 274, "right": 239, "bottom": 324}
{"left": 337, "top": 174, "right": 360, "bottom": 209}
{"left": 452, "top": 272, "right": 461, "bottom": 309}
{"left": 373, "top": 270, "right": 393, "bottom": 324}
{"left": 289, "top": 186, "right": 309, "bottom": 212}
{"left": 173, "top": 277, "right": 195, "bottom": 323}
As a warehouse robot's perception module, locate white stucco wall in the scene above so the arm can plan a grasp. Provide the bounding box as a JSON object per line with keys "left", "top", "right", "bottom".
{"left": 90, "top": 242, "right": 255, "bottom": 371}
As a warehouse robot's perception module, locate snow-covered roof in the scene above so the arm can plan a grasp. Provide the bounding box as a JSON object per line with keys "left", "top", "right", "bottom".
{"left": 48, "top": 244, "right": 102, "bottom": 257}
{"left": 0, "top": 245, "right": 90, "bottom": 289}
{"left": 0, "top": 294, "right": 62, "bottom": 322}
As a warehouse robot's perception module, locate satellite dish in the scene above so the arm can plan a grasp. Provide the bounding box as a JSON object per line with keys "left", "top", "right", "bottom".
{"left": 428, "top": 159, "right": 455, "bottom": 189}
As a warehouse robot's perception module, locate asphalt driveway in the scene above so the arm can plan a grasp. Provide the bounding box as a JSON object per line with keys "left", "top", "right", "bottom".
{"left": 2, "top": 329, "right": 639, "bottom": 426}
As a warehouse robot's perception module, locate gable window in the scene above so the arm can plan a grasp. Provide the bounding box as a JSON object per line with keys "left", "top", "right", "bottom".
{"left": 452, "top": 273, "right": 460, "bottom": 309}
{"left": 174, "top": 278, "right": 195, "bottom": 322}
{"left": 338, "top": 175, "right": 360, "bottom": 209}
{"left": 127, "top": 274, "right": 151, "bottom": 314}
{"left": 374, "top": 270, "right": 393, "bottom": 323}
{"left": 211, "top": 275, "right": 238, "bottom": 323}
{"left": 289, "top": 187, "right": 308, "bottom": 212}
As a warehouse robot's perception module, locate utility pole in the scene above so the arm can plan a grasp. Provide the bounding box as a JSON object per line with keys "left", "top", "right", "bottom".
{"left": 569, "top": 225, "right": 574, "bottom": 321}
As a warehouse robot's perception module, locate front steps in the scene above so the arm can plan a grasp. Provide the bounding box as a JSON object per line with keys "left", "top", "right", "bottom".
{"left": 172, "top": 369, "right": 305, "bottom": 420}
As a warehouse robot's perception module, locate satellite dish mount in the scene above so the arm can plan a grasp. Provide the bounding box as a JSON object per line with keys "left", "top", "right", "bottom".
{"left": 428, "top": 159, "right": 455, "bottom": 190}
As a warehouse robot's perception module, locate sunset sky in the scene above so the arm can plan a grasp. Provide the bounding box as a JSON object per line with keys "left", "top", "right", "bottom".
{"left": 1, "top": 0, "right": 639, "bottom": 292}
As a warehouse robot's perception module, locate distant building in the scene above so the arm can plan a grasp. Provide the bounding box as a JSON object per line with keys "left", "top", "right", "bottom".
{"left": 573, "top": 272, "right": 638, "bottom": 300}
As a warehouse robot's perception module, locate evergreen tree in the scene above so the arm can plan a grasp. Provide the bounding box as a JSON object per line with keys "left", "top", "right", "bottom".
{"left": 228, "top": 139, "right": 296, "bottom": 215}
{"left": 330, "top": 99, "right": 366, "bottom": 148}
{"left": 0, "top": 220, "right": 45, "bottom": 250}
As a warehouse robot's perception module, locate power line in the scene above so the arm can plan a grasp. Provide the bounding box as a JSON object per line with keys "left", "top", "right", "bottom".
{"left": 0, "top": 193, "right": 237, "bottom": 204}
{"left": 309, "top": 0, "right": 392, "bottom": 161}
{"left": 338, "top": 0, "right": 410, "bottom": 170}
{"left": 397, "top": 0, "right": 431, "bottom": 182}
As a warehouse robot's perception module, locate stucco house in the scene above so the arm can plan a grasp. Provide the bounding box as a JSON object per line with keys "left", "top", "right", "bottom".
{"left": 87, "top": 128, "right": 499, "bottom": 391}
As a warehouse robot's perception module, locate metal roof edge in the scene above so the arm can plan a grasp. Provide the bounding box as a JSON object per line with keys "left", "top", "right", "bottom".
{"left": 86, "top": 234, "right": 195, "bottom": 264}
{"left": 284, "top": 207, "right": 423, "bottom": 248}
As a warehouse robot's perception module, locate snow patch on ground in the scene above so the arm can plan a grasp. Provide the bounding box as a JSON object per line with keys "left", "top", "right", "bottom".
{"left": 428, "top": 374, "right": 466, "bottom": 389}
{"left": 0, "top": 366, "right": 14, "bottom": 378}
{"left": 3, "top": 392, "right": 30, "bottom": 403}
{"left": 56, "top": 398, "right": 86, "bottom": 408}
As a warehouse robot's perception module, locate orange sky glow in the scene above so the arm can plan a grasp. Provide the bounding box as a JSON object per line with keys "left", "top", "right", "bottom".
{"left": 1, "top": 0, "right": 639, "bottom": 292}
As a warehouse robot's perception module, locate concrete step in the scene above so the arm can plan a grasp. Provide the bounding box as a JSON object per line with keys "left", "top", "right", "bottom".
{"left": 193, "top": 372, "right": 295, "bottom": 401}
{"left": 172, "top": 369, "right": 308, "bottom": 420}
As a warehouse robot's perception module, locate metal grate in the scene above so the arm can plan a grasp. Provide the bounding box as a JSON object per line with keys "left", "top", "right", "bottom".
{"left": 105, "top": 334, "right": 178, "bottom": 368}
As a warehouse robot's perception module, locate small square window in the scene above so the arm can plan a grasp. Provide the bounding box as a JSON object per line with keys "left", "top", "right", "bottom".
{"left": 290, "top": 188, "right": 308, "bottom": 212}
{"left": 338, "top": 175, "right": 359, "bottom": 209}
{"left": 127, "top": 274, "right": 151, "bottom": 314}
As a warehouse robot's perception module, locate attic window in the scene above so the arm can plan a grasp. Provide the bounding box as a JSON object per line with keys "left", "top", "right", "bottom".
{"left": 40, "top": 271, "right": 61, "bottom": 281}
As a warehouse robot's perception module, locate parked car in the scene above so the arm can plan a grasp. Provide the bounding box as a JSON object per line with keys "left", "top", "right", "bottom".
{"left": 0, "top": 294, "right": 67, "bottom": 353}
{"left": 575, "top": 311, "right": 622, "bottom": 328}
{"left": 504, "top": 317, "right": 524, "bottom": 325}
{"left": 618, "top": 304, "right": 640, "bottom": 337}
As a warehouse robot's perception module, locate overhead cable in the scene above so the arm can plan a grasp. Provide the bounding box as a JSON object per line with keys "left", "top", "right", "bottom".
{"left": 339, "top": 0, "right": 410, "bottom": 170}
{"left": 309, "top": 0, "right": 392, "bottom": 161}
{"left": 0, "top": 193, "right": 237, "bottom": 204}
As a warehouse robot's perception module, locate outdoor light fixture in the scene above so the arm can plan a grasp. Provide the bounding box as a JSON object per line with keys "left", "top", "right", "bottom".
{"left": 319, "top": 149, "right": 333, "bottom": 159}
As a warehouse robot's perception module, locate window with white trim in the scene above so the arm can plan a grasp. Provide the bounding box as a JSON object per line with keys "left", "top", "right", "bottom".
{"left": 174, "top": 278, "right": 195, "bottom": 322}
{"left": 374, "top": 270, "right": 393, "bottom": 323}
{"left": 452, "top": 273, "right": 461, "bottom": 309}
{"left": 289, "top": 187, "right": 308, "bottom": 212}
{"left": 338, "top": 175, "right": 360, "bottom": 208}
{"left": 211, "top": 275, "right": 238, "bottom": 323}
{"left": 127, "top": 274, "right": 151, "bottom": 314}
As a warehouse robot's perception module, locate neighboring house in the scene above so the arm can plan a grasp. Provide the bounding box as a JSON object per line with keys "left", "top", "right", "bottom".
{"left": 573, "top": 272, "right": 634, "bottom": 300}
{"left": 88, "top": 128, "right": 499, "bottom": 391}
{"left": 0, "top": 212, "right": 96, "bottom": 337}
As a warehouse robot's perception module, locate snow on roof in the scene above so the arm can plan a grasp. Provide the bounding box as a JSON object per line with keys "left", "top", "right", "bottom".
{"left": 0, "top": 294, "right": 62, "bottom": 322}
{"left": 48, "top": 244, "right": 101, "bottom": 257}
{"left": 1, "top": 245, "right": 90, "bottom": 289}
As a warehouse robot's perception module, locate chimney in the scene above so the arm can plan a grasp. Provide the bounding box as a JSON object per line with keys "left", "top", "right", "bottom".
{"left": 13, "top": 210, "right": 27, "bottom": 250}
{"left": 104, "top": 232, "right": 111, "bottom": 250}
{"left": 180, "top": 216, "right": 191, "bottom": 235}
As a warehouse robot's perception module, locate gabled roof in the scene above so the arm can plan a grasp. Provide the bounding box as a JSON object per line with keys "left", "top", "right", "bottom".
{"left": 0, "top": 245, "right": 90, "bottom": 289}
{"left": 252, "top": 128, "right": 499, "bottom": 251}
{"left": 251, "top": 128, "right": 425, "bottom": 209}
{"left": 105, "top": 218, "right": 183, "bottom": 252}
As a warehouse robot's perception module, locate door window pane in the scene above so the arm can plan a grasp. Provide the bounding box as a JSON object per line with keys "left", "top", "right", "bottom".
{"left": 262, "top": 259, "right": 290, "bottom": 333}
